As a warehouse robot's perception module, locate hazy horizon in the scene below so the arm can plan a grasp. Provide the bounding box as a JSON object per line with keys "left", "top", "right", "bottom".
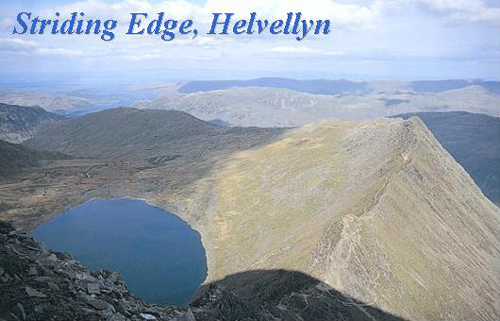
{"left": 1, "top": 0, "right": 499, "bottom": 83}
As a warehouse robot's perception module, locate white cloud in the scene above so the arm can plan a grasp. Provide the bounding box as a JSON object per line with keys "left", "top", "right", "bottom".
{"left": 0, "top": 37, "right": 86, "bottom": 57}
{"left": 266, "top": 46, "right": 345, "bottom": 56}
{"left": 36, "top": 47, "right": 85, "bottom": 56}
{"left": 267, "top": 46, "right": 317, "bottom": 54}
{"left": 419, "top": 0, "right": 499, "bottom": 24}
{"left": 203, "top": 0, "right": 377, "bottom": 27}
{"left": 0, "top": 18, "right": 14, "bottom": 29}
{"left": 0, "top": 38, "right": 37, "bottom": 51}
{"left": 1, "top": 0, "right": 498, "bottom": 79}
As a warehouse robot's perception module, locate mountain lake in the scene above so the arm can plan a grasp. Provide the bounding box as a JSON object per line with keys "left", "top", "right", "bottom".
{"left": 31, "top": 198, "right": 207, "bottom": 306}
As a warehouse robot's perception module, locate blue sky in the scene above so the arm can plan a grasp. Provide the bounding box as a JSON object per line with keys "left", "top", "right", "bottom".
{"left": 0, "top": 0, "right": 499, "bottom": 82}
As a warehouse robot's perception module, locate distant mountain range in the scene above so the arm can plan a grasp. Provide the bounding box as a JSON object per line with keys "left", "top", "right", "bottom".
{"left": 2, "top": 79, "right": 498, "bottom": 127}
{"left": 179, "top": 77, "right": 499, "bottom": 95}
{"left": 410, "top": 79, "right": 500, "bottom": 94}
{"left": 0, "top": 103, "right": 65, "bottom": 143}
{"left": 178, "top": 77, "right": 371, "bottom": 95}
{"left": 394, "top": 111, "right": 500, "bottom": 204}
{"left": 134, "top": 82, "right": 499, "bottom": 127}
{"left": 0, "top": 92, "right": 96, "bottom": 112}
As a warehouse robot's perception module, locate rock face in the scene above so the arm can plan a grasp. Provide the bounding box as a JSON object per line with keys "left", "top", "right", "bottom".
{"left": 0, "top": 104, "right": 64, "bottom": 143}
{"left": 178, "top": 117, "right": 500, "bottom": 321}
{"left": 0, "top": 221, "right": 179, "bottom": 321}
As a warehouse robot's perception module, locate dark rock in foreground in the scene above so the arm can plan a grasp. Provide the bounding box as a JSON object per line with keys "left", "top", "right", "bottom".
{"left": 0, "top": 221, "right": 178, "bottom": 321}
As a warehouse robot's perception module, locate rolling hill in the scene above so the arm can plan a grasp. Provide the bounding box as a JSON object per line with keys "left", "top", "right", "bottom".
{"left": 410, "top": 79, "right": 500, "bottom": 94}
{"left": 24, "top": 107, "right": 284, "bottom": 161}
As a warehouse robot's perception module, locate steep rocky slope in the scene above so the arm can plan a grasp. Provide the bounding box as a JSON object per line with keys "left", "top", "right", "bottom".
{"left": 0, "top": 104, "right": 65, "bottom": 143}
{"left": 394, "top": 111, "right": 500, "bottom": 204}
{"left": 170, "top": 117, "right": 500, "bottom": 321}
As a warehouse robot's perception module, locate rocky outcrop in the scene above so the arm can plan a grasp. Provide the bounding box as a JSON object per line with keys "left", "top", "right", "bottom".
{"left": 0, "top": 221, "right": 179, "bottom": 321}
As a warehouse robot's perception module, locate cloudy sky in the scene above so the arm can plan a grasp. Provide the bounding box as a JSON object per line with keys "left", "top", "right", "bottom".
{"left": 0, "top": 0, "right": 499, "bottom": 83}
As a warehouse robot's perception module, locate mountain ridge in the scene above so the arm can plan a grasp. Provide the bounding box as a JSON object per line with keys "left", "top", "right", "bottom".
{"left": 393, "top": 111, "right": 500, "bottom": 204}
{"left": 169, "top": 116, "right": 500, "bottom": 321}
{"left": 0, "top": 103, "right": 65, "bottom": 143}
{"left": 178, "top": 77, "right": 371, "bottom": 95}
{"left": 134, "top": 84, "right": 500, "bottom": 127}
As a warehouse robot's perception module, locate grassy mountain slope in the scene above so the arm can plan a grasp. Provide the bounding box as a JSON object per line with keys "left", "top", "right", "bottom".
{"left": 24, "top": 108, "right": 284, "bottom": 161}
{"left": 175, "top": 117, "right": 500, "bottom": 321}
{"left": 0, "top": 139, "right": 69, "bottom": 171}
{"left": 24, "top": 108, "right": 220, "bottom": 159}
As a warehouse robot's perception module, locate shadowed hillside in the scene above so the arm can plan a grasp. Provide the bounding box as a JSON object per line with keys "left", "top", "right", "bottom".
{"left": 24, "top": 108, "right": 285, "bottom": 161}
{"left": 0, "top": 139, "right": 69, "bottom": 173}
{"left": 394, "top": 111, "right": 500, "bottom": 204}
{"left": 0, "top": 103, "right": 65, "bottom": 143}
{"left": 192, "top": 269, "right": 405, "bottom": 321}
